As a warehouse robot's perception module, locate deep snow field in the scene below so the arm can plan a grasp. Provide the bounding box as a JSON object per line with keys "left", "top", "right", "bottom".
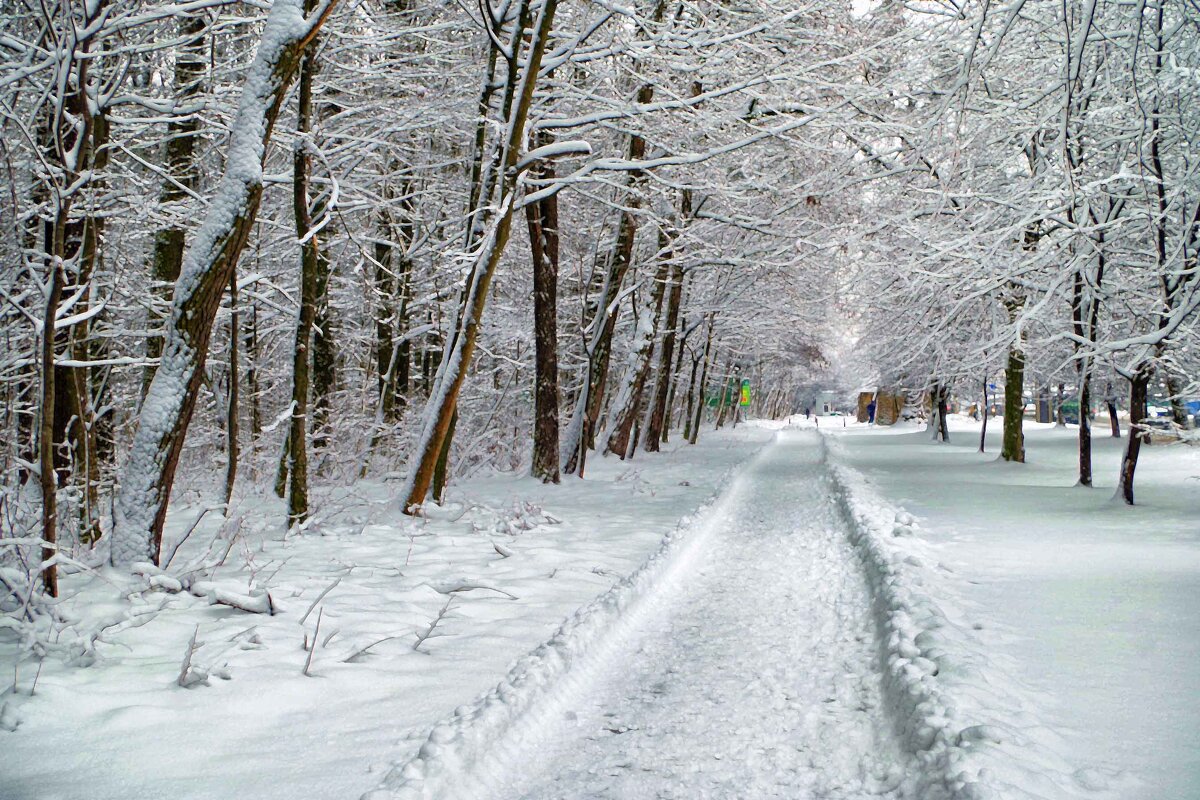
{"left": 833, "top": 418, "right": 1200, "bottom": 799}
{"left": 2, "top": 415, "right": 1197, "bottom": 800}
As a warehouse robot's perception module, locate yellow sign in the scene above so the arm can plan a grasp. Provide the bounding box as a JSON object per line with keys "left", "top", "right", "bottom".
{"left": 739, "top": 379, "right": 751, "bottom": 407}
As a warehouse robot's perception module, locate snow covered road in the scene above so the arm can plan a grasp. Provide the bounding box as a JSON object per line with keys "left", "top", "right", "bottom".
{"left": 492, "top": 429, "right": 903, "bottom": 799}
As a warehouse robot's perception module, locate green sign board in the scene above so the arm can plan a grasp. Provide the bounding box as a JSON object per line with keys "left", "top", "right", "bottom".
{"left": 739, "top": 379, "right": 751, "bottom": 407}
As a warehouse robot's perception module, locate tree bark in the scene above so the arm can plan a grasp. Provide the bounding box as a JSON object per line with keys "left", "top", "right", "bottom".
{"left": 1001, "top": 344, "right": 1025, "bottom": 463}
{"left": 1117, "top": 364, "right": 1151, "bottom": 505}
{"left": 112, "top": 0, "right": 339, "bottom": 566}
{"left": 526, "top": 130, "right": 561, "bottom": 483}
{"left": 644, "top": 251, "right": 684, "bottom": 451}
{"left": 401, "top": 0, "right": 559, "bottom": 513}
{"left": 979, "top": 378, "right": 988, "bottom": 453}
{"left": 689, "top": 326, "right": 714, "bottom": 445}
{"left": 286, "top": 14, "right": 321, "bottom": 527}
{"left": 225, "top": 271, "right": 240, "bottom": 507}
{"left": 39, "top": 259, "right": 64, "bottom": 597}
{"left": 312, "top": 223, "right": 336, "bottom": 453}
{"left": 144, "top": 14, "right": 207, "bottom": 397}
{"left": 605, "top": 249, "right": 670, "bottom": 459}
{"left": 1078, "top": 374, "right": 1092, "bottom": 486}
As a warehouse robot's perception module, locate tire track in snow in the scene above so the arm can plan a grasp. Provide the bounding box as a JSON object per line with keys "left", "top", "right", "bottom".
{"left": 491, "top": 429, "right": 905, "bottom": 799}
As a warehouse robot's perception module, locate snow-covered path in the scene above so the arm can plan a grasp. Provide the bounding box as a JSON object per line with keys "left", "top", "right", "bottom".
{"left": 494, "top": 430, "right": 903, "bottom": 799}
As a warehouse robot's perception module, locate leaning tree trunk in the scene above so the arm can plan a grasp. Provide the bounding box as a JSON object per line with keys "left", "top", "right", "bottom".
{"left": 1116, "top": 363, "right": 1151, "bottom": 505}
{"left": 1106, "top": 384, "right": 1120, "bottom": 438}
{"left": 400, "top": 0, "right": 559, "bottom": 513}
{"left": 559, "top": 1, "right": 666, "bottom": 473}
{"left": 605, "top": 251, "right": 670, "bottom": 459}
{"left": 112, "top": 0, "right": 339, "bottom": 566}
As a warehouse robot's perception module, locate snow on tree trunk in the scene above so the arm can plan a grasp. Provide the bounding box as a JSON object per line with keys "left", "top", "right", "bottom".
{"left": 112, "top": 0, "right": 339, "bottom": 566}
{"left": 604, "top": 257, "right": 667, "bottom": 458}
{"left": 400, "top": 0, "right": 559, "bottom": 513}
{"left": 644, "top": 258, "right": 684, "bottom": 452}
{"left": 144, "top": 15, "right": 207, "bottom": 398}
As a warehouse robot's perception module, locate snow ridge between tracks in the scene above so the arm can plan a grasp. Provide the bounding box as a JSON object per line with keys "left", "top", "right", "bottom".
{"left": 822, "top": 433, "right": 990, "bottom": 800}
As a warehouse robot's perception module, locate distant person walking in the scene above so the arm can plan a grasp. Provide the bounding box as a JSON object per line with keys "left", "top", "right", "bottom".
{"left": 867, "top": 400, "right": 876, "bottom": 424}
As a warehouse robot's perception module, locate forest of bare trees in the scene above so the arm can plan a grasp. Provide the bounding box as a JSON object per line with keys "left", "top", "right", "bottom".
{"left": 2, "top": 0, "right": 1197, "bottom": 603}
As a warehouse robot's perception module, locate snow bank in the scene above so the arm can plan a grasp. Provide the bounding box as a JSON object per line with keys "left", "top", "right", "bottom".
{"left": 823, "top": 433, "right": 1113, "bottom": 800}
{"left": 362, "top": 437, "right": 775, "bottom": 800}
{"left": 822, "top": 434, "right": 975, "bottom": 798}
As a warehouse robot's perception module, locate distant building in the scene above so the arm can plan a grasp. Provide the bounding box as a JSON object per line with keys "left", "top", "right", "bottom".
{"left": 857, "top": 389, "right": 906, "bottom": 425}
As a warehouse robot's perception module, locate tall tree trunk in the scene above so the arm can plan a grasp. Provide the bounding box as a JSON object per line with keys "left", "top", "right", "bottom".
{"left": 714, "top": 363, "right": 732, "bottom": 430}
{"left": 245, "top": 295, "right": 262, "bottom": 440}
{"left": 979, "top": 378, "right": 989, "bottom": 453}
{"left": 39, "top": 258, "right": 64, "bottom": 597}
{"left": 682, "top": 351, "right": 700, "bottom": 443}
{"left": 1106, "top": 383, "right": 1120, "bottom": 438}
{"left": 1001, "top": 343, "right": 1025, "bottom": 463}
{"left": 1117, "top": 364, "right": 1151, "bottom": 505}
{"left": 526, "top": 130, "right": 561, "bottom": 483}
{"left": 112, "top": 0, "right": 338, "bottom": 566}
{"left": 312, "top": 241, "right": 336, "bottom": 453}
{"left": 560, "top": 2, "right": 667, "bottom": 473}
{"left": 644, "top": 256, "right": 684, "bottom": 451}
{"left": 35, "top": 0, "right": 111, "bottom": 587}
{"left": 286, "top": 12, "right": 321, "bottom": 527}
{"left": 61, "top": 108, "right": 110, "bottom": 546}
{"left": 689, "top": 326, "right": 714, "bottom": 445}
{"left": 661, "top": 313, "right": 689, "bottom": 443}
{"left": 929, "top": 383, "right": 949, "bottom": 442}
{"left": 401, "top": 0, "right": 559, "bottom": 513}
{"left": 1164, "top": 374, "right": 1191, "bottom": 430}
{"left": 225, "top": 271, "right": 240, "bottom": 507}
{"left": 1078, "top": 374, "right": 1093, "bottom": 486}
{"left": 605, "top": 250, "right": 670, "bottom": 459}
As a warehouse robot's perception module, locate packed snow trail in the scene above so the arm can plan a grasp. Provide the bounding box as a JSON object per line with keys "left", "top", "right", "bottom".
{"left": 492, "top": 429, "right": 904, "bottom": 799}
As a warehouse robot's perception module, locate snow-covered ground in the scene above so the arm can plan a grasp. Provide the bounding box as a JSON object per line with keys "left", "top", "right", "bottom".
{"left": 5, "top": 416, "right": 1197, "bottom": 800}
{"left": 832, "top": 417, "right": 1200, "bottom": 799}
{"left": 0, "top": 425, "right": 775, "bottom": 800}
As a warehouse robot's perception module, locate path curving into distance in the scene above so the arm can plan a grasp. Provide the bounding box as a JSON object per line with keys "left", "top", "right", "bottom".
{"left": 492, "top": 429, "right": 905, "bottom": 799}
